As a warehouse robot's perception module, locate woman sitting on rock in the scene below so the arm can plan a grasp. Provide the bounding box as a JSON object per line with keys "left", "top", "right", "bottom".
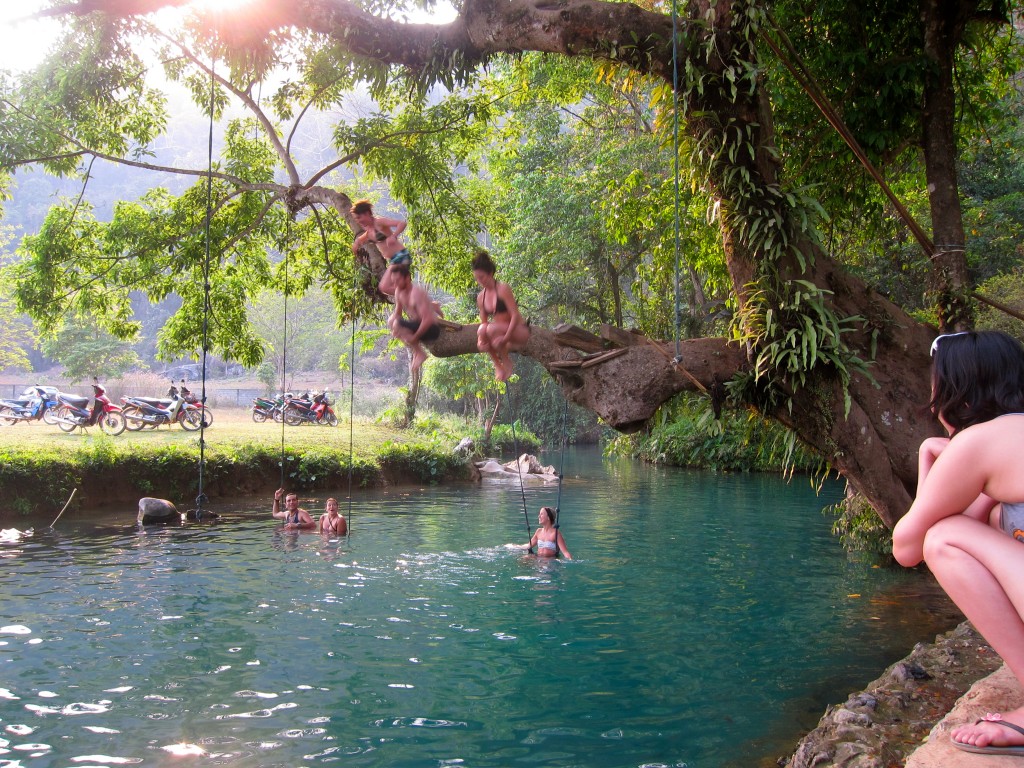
{"left": 893, "top": 330, "right": 1024, "bottom": 755}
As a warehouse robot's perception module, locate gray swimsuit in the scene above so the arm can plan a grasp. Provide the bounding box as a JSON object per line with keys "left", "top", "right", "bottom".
{"left": 996, "top": 413, "right": 1024, "bottom": 542}
{"left": 1001, "top": 501, "right": 1024, "bottom": 542}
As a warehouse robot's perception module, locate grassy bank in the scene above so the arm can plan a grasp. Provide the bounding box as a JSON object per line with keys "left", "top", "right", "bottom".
{"left": 0, "top": 409, "right": 487, "bottom": 519}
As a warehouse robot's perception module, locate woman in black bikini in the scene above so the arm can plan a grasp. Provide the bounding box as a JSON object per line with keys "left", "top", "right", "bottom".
{"left": 318, "top": 497, "right": 347, "bottom": 537}
{"left": 472, "top": 250, "right": 529, "bottom": 381}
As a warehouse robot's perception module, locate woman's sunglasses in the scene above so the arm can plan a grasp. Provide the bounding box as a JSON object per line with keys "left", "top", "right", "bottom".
{"left": 930, "top": 331, "right": 972, "bottom": 357}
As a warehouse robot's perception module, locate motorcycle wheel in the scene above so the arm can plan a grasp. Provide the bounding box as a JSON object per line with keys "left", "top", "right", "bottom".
{"left": 100, "top": 411, "right": 126, "bottom": 436}
{"left": 322, "top": 410, "right": 338, "bottom": 427}
{"left": 42, "top": 407, "right": 59, "bottom": 426}
{"left": 0, "top": 406, "right": 18, "bottom": 426}
{"left": 199, "top": 406, "right": 213, "bottom": 428}
{"left": 284, "top": 408, "right": 303, "bottom": 427}
{"left": 122, "top": 404, "right": 146, "bottom": 431}
{"left": 252, "top": 408, "right": 268, "bottom": 423}
{"left": 178, "top": 409, "right": 203, "bottom": 431}
{"left": 272, "top": 408, "right": 285, "bottom": 423}
{"left": 56, "top": 406, "right": 78, "bottom": 433}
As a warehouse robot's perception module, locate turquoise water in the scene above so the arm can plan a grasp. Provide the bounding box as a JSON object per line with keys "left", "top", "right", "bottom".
{"left": 0, "top": 450, "right": 959, "bottom": 768}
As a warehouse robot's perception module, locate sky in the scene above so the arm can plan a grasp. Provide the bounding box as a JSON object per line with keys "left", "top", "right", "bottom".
{"left": 0, "top": 0, "right": 457, "bottom": 72}
{"left": 0, "top": 2, "right": 62, "bottom": 72}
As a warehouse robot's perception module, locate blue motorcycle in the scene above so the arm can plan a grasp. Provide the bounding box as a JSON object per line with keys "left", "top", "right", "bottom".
{"left": 0, "top": 386, "right": 61, "bottom": 426}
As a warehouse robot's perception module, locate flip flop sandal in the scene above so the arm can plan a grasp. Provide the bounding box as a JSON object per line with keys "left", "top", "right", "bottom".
{"left": 953, "top": 713, "right": 1024, "bottom": 755}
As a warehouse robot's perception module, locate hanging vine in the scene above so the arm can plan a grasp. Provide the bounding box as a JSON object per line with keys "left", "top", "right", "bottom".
{"left": 675, "top": 0, "right": 871, "bottom": 414}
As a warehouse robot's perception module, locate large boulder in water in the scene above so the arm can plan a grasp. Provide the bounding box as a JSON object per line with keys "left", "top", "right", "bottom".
{"left": 138, "top": 497, "right": 180, "bottom": 525}
{"left": 474, "top": 454, "right": 559, "bottom": 485}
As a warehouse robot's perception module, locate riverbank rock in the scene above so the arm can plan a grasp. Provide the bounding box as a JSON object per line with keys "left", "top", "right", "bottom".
{"left": 783, "top": 622, "right": 1001, "bottom": 768}
{"left": 475, "top": 454, "right": 559, "bottom": 484}
{"left": 137, "top": 497, "right": 180, "bottom": 525}
{"left": 906, "top": 662, "right": 1024, "bottom": 768}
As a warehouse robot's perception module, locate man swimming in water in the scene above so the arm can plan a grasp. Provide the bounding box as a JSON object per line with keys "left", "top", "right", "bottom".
{"left": 272, "top": 488, "right": 316, "bottom": 529}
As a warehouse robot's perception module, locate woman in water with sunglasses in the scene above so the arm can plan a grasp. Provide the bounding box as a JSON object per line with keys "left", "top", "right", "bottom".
{"left": 893, "top": 330, "right": 1024, "bottom": 755}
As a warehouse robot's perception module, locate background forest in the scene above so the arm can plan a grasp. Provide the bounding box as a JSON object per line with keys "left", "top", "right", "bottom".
{"left": 2, "top": 0, "right": 1024, "bottom": 503}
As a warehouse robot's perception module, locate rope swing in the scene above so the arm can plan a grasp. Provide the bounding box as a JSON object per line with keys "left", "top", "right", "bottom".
{"left": 504, "top": 383, "right": 533, "bottom": 552}
{"left": 311, "top": 204, "right": 356, "bottom": 541}
{"left": 193, "top": 59, "right": 217, "bottom": 520}
{"left": 279, "top": 223, "right": 290, "bottom": 491}
{"left": 551, "top": 396, "right": 570, "bottom": 541}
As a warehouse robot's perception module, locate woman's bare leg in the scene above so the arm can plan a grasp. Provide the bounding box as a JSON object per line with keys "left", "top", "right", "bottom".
{"left": 924, "top": 516, "right": 1024, "bottom": 747}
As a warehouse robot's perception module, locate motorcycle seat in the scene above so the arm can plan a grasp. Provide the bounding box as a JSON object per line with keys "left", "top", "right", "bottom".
{"left": 61, "top": 394, "right": 90, "bottom": 408}
{"left": 134, "top": 397, "right": 173, "bottom": 407}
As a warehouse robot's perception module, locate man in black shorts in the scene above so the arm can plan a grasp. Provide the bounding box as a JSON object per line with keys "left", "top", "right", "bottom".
{"left": 388, "top": 264, "right": 441, "bottom": 373}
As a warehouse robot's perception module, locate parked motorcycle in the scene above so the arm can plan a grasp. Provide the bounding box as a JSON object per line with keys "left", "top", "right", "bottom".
{"left": 283, "top": 390, "right": 338, "bottom": 427}
{"left": 174, "top": 383, "right": 213, "bottom": 427}
{"left": 54, "top": 384, "right": 126, "bottom": 435}
{"left": 121, "top": 385, "right": 205, "bottom": 431}
{"left": 251, "top": 394, "right": 286, "bottom": 423}
{"left": 0, "top": 385, "right": 61, "bottom": 426}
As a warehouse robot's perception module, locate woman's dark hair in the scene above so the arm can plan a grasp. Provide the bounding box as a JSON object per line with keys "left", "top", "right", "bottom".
{"left": 930, "top": 330, "right": 1024, "bottom": 432}
{"left": 352, "top": 199, "right": 373, "bottom": 215}
{"left": 471, "top": 249, "right": 496, "bottom": 275}
{"left": 540, "top": 506, "right": 556, "bottom": 525}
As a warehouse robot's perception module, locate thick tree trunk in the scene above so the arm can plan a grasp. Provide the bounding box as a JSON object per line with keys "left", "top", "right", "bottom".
{"left": 921, "top": 0, "right": 974, "bottom": 331}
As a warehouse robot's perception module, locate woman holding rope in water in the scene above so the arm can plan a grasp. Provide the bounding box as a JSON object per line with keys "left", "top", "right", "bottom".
{"left": 472, "top": 249, "right": 529, "bottom": 381}
{"left": 893, "top": 330, "right": 1024, "bottom": 755}
{"left": 517, "top": 506, "right": 572, "bottom": 560}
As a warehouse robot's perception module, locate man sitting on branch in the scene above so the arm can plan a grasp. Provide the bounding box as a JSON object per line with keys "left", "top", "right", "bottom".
{"left": 388, "top": 263, "right": 441, "bottom": 373}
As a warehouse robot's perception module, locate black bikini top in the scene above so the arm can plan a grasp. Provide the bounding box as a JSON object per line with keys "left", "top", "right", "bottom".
{"left": 483, "top": 287, "right": 509, "bottom": 317}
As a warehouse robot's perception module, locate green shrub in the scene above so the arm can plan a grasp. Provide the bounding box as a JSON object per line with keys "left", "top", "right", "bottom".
{"left": 376, "top": 439, "right": 471, "bottom": 483}
{"left": 609, "top": 394, "right": 824, "bottom": 475}
{"left": 823, "top": 490, "right": 893, "bottom": 556}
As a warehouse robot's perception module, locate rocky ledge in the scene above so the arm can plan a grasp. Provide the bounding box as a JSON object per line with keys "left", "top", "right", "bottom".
{"left": 783, "top": 622, "right": 1002, "bottom": 768}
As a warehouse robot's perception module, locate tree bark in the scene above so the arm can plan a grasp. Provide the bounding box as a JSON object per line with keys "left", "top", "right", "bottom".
{"left": 920, "top": 0, "right": 974, "bottom": 331}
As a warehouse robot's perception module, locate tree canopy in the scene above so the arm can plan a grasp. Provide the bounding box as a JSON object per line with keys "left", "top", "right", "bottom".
{"left": 2, "top": 0, "right": 1023, "bottom": 527}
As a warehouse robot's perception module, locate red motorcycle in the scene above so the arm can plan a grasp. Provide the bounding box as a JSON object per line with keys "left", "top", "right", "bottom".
{"left": 283, "top": 390, "right": 338, "bottom": 426}
{"left": 54, "top": 383, "right": 126, "bottom": 435}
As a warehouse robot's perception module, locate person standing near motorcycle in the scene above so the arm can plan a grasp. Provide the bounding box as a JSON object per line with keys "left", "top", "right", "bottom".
{"left": 318, "top": 498, "right": 347, "bottom": 537}
{"left": 272, "top": 488, "right": 315, "bottom": 529}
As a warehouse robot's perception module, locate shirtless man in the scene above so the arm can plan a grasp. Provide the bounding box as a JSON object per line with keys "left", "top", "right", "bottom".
{"left": 389, "top": 263, "right": 441, "bottom": 373}
{"left": 350, "top": 199, "right": 409, "bottom": 297}
{"left": 272, "top": 488, "right": 316, "bottom": 529}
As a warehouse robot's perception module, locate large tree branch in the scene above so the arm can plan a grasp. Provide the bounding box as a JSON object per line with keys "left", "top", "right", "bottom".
{"left": 429, "top": 322, "right": 747, "bottom": 432}
{"left": 59, "top": 0, "right": 680, "bottom": 84}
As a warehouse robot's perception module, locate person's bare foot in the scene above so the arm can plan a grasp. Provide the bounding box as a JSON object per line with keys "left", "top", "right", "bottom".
{"left": 952, "top": 709, "right": 1024, "bottom": 752}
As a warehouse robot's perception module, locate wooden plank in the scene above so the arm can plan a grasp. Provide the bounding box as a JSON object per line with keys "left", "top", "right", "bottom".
{"left": 552, "top": 323, "right": 606, "bottom": 353}
{"left": 600, "top": 323, "right": 647, "bottom": 348}
{"left": 548, "top": 360, "right": 583, "bottom": 370}
{"left": 580, "top": 348, "right": 629, "bottom": 369}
